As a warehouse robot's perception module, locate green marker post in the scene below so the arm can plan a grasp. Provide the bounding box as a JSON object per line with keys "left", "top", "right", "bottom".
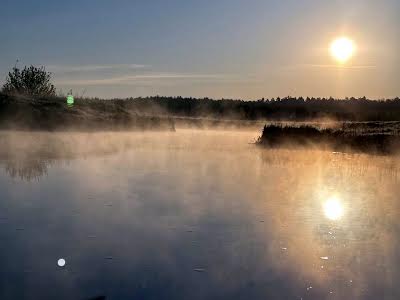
{"left": 67, "top": 94, "right": 74, "bottom": 107}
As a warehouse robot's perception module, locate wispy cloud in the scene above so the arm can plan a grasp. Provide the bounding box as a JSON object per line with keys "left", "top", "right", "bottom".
{"left": 47, "top": 64, "right": 149, "bottom": 73}
{"left": 55, "top": 73, "right": 235, "bottom": 86}
{"left": 308, "top": 64, "right": 376, "bottom": 69}
{"left": 287, "top": 64, "right": 377, "bottom": 70}
{"left": 50, "top": 63, "right": 252, "bottom": 87}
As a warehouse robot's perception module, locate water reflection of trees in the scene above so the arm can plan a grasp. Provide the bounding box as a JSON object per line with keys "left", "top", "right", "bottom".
{"left": 0, "top": 132, "right": 141, "bottom": 181}
{"left": 2, "top": 158, "right": 52, "bottom": 181}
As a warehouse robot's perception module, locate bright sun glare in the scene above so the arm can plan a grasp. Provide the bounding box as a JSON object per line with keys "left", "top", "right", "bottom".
{"left": 330, "top": 37, "right": 355, "bottom": 63}
{"left": 323, "top": 196, "right": 344, "bottom": 220}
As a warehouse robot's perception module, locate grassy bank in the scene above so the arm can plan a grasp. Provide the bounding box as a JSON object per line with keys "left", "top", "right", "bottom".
{"left": 257, "top": 124, "right": 400, "bottom": 154}
{"left": 0, "top": 93, "right": 175, "bottom": 131}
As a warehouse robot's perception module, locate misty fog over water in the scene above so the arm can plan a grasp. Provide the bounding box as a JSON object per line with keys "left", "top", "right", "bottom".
{"left": 0, "top": 129, "right": 400, "bottom": 300}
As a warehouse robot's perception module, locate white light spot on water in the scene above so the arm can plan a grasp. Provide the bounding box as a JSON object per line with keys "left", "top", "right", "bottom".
{"left": 323, "top": 196, "right": 344, "bottom": 220}
{"left": 57, "top": 258, "right": 66, "bottom": 267}
{"left": 194, "top": 268, "right": 206, "bottom": 272}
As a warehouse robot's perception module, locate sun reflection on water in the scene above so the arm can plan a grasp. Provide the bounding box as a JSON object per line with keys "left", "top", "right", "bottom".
{"left": 323, "top": 196, "right": 344, "bottom": 220}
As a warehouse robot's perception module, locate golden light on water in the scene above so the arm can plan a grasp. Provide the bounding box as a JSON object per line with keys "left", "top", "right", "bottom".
{"left": 323, "top": 196, "right": 344, "bottom": 220}
{"left": 330, "top": 37, "right": 355, "bottom": 63}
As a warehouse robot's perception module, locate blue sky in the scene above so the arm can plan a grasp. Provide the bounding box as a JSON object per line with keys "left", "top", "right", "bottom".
{"left": 0, "top": 0, "right": 399, "bottom": 99}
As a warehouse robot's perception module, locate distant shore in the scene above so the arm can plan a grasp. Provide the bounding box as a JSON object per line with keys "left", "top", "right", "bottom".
{"left": 3, "top": 93, "right": 400, "bottom": 133}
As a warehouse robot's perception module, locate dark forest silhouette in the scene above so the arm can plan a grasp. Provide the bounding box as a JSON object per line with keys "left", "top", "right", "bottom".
{"left": 68, "top": 95, "right": 400, "bottom": 121}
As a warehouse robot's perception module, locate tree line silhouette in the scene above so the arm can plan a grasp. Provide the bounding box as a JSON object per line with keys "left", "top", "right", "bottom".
{"left": 3, "top": 93, "right": 400, "bottom": 123}
{"left": 79, "top": 95, "right": 400, "bottom": 121}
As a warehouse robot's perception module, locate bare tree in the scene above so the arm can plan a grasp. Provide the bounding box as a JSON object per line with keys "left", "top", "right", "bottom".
{"left": 2, "top": 65, "right": 56, "bottom": 97}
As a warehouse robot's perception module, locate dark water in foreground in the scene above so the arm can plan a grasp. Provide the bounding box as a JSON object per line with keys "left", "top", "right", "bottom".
{"left": 0, "top": 130, "right": 400, "bottom": 300}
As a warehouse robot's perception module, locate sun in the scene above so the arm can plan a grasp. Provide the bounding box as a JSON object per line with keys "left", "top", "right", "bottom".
{"left": 323, "top": 196, "right": 344, "bottom": 220}
{"left": 330, "top": 37, "right": 355, "bottom": 63}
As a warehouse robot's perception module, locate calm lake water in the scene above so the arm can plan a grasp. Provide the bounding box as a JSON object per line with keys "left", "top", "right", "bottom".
{"left": 0, "top": 129, "right": 399, "bottom": 300}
